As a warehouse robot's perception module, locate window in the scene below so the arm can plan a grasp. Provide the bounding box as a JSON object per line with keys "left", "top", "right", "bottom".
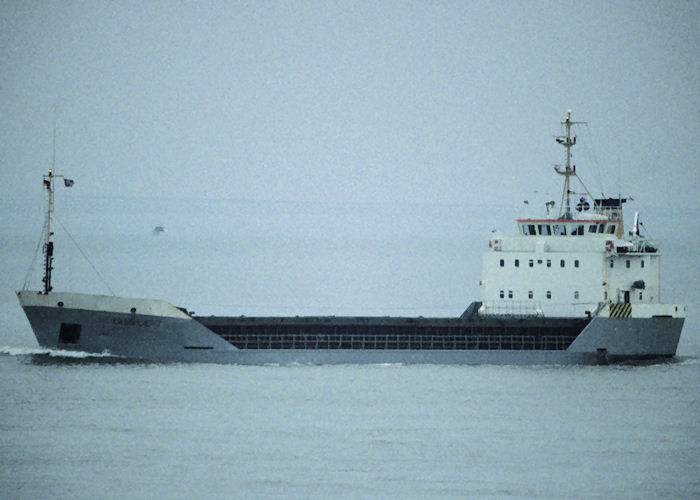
{"left": 574, "top": 259, "right": 579, "bottom": 268}
{"left": 574, "top": 291, "right": 579, "bottom": 300}
{"left": 528, "top": 291, "right": 533, "bottom": 299}
{"left": 546, "top": 259, "right": 551, "bottom": 268}
{"left": 514, "top": 259, "right": 519, "bottom": 267}
{"left": 639, "top": 292, "right": 643, "bottom": 300}
{"left": 598, "top": 224, "right": 605, "bottom": 233}
{"left": 560, "top": 259, "right": 565, "bottom": 268}
{"left": 588, "top": 224, "right": 597, "bottom": 233}
{"left": 499, "top": 290, "right": 504, "bottom": 299}
{"left": 546, "top": 291, "right": 552, "bottom": 299}
{"left": 573, "top": 225, "right": 584, "bottom": 235}
{"left": 607, "top": 224, "right": 616, "bottom": 234}
{"left": 528, "top": 224, "right": 536, "bottom": 235}
{"left": 529, "top": 259, "right": 534, "bottom": 267}
{"left": 499, "top": 259, "right": 504, "bottom": 267}
{"left": 626, "top": 260, "right": 630, "bottom": 269}
{"left": 508, "top": 290, "right": 513, "bottom": 299}
{"left": 641, "top": 260, "right": 645, "bottom": 268}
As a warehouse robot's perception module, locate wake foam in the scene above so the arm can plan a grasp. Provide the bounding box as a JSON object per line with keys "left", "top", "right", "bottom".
{"left": 0, "top": 345, "right": 114, "bottom": 358}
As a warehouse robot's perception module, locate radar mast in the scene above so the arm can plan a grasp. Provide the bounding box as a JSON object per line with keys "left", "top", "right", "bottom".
{"left": 554, "top": 110, "right": 586, "bottom": 218}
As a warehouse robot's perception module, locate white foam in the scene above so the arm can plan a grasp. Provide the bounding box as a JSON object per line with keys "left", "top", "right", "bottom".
{"left": 0, "top": 345, "right": 113, "bottom": 358}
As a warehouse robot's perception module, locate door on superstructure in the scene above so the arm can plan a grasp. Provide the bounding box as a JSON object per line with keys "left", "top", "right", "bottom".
{"left": 623, "top": 291, "right": 630, "bottom": 304}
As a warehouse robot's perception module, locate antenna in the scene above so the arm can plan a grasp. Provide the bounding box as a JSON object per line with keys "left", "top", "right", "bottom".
{"left": 52, "top": 105, "right": 57, "bottom": 171}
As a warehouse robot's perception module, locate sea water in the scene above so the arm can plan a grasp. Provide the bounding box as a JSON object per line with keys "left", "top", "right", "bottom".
{"left": 0, "top": 353, "right": 698, "bottom": 499}
{"left": 1, "top": 198, "right": 699, "bottom": 498}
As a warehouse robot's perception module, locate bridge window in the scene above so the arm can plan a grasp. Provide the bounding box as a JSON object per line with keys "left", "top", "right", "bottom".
{"left": 598, "top": 224, "right": 605, "bottom": 233}
{"left": 528, "top": 224, "right": 536, "bottom": 235}
{"left": 607, "top": 224, "right": 616, "bottom": 234}
{"left": 588, "top": 224, "right": 597, "bottom": 233}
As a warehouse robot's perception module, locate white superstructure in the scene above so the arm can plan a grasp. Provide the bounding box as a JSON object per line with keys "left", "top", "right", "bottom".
{"left": 479, "top": 111, "right": 681, "bottom": 320}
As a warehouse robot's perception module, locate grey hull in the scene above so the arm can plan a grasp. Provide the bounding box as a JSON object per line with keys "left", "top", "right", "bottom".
{"left": 19, "top": 299, "right": 684, "bottom": 365}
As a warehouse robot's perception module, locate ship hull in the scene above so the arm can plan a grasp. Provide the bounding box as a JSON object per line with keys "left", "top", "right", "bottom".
{"left": 17, "top": 291, "right": 684, "bottom": 365}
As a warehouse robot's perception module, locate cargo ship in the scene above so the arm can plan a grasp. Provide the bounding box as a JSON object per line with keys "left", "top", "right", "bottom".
{"left": 17, "top": 112, "right": 685, "bottom": 364}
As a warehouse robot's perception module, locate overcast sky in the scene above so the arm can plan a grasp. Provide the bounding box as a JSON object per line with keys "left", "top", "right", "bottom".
{"left": 1, "top": 1, "right": 698, "bottom": 209}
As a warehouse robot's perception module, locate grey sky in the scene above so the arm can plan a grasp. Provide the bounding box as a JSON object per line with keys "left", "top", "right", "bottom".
{"left": 1, "top": 1, "right": 698, "bottom": 208}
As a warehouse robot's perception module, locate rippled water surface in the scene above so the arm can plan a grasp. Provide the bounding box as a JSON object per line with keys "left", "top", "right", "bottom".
{"left": 1, "top": 350, "right": 698, "bottom": 499}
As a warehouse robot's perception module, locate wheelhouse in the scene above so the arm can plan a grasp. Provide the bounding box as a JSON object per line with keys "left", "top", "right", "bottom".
{"left": 516, "top": 220, "right": 619, "bottom": 236}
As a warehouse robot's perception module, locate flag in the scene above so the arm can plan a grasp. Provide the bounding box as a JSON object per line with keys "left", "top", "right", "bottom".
{"left": 64, "top": 179, "right": 74, "bottom": 187}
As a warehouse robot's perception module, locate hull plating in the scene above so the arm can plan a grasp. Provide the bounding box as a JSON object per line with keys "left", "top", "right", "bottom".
{"left": 18, "top": 298, "right": 684, "bottom": 365}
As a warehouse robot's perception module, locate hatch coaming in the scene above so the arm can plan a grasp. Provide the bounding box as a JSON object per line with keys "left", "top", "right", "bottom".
{"left": 195, "top": 314, "right": 591, "bottom": 351}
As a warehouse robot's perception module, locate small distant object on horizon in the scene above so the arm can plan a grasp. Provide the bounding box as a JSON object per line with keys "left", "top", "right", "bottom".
{"left": 153, "top": 226, "right": 165, "bottom": 235}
